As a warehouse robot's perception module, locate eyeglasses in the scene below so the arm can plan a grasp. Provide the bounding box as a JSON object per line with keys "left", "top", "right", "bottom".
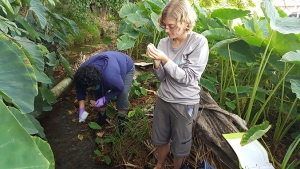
{"left": 161, "top": 25, "right": 178, "bottom": 32}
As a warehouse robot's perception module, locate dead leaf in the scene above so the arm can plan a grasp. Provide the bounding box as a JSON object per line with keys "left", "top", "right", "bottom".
{"left": 78, "top": 134, "right": 84, "bottom": 141}
{"left": 72, "top": 118, "right": 76, "bottom": 122}
{"left": 96, "top": 132, "right": 105, "bottom": 138}
{"left": 68, "top": 110, "right": 73, "bottom": 115}
{"left": 90, "top": 100, "right": 96, "bottom": 107}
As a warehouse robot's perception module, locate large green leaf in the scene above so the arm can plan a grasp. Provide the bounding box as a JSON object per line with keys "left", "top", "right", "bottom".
{"left": 41, "top": 86, "right": 56, "bottom": 104}
{"left": 20, "top": 0, "right": 32, "bottom": 6}
{"left": 14, "top": 36, "right": 45, "bottom": 71}
{"left": 32, "top": 137, "right": 55, "bottom": 169}
{"left": 268, "top": 54, "right": 285, "bottom": 71}
{"left": 127, "top": 13, "right": 149, "bottom": 28}
{"left": 211, "top": 8, "right": 250, "bottom": 20}
{"left": 27, "top": 113, "right": 46, "bottom": 138}
{"left": 119, "top": 3, "right": 139, "bottom": 18}
{"left": 0, "top": 17, "right": 26, "bottom": 35}
{"left": 124, "top": 23, "right": 140, "bottom": 39}
{"left": 240, "top": 121, "right": 271, "bottom": 146}
{"left": 280, "top": 50, "right": 300, "bottom": 65}
{"left": 0, "top": 34, "right": 37, "bottom": 113}
{"left": 29, "top": 0, "right": 47, "bottom": 29}
{"left": 261, "top": 0, "right": 300, "bottom": 34}
{"left": 54, "top": 30, "right": 68, "bottom": 45}
{"left": 1, "top": 0, "right": 14, "bottom": 15}
{"left": 63, "top": 17, "right": 79, "bottom": 35}
{"left": 217, "top": 40, "right": 256, "bottom": 63}
{"left": 234, "top": 26, "right": 264, "bottom": 47}
{"left": 224, "top": 86, "right": 269, "bottom": 103}
{"left": 45, "top": 9, "right": 78, "bottom": 37}
{"left": 270, "top": 32, "right": 300, "bottom": 56}
{"left": 146, "top": 0, "right": 166, "bottom": 9}
{"left": 15, "top": 15, "right": 39, "bottom": 41}
{"left": 143, "top": 0, "right": 165, "bottom": 14}
{"left": 117, "top": 35, "right": 135, "bottom": 50}
{"left": 290, "top": 79, "right": 300, "bottom": 99}
{"left": 9, "top": 107, "right": 38, "bottom": 135}
{"left": 45, "top": 52, "right": 58, "bottom": 66}
{"left": 59, "top": 53, "right": 73, "bottom": 78}
{"left": 150, "top": 11, "right": 162, "bottom": 31}
{"left": 202, "top": 28, "right": 236, "bottom": 41}
{"left": 0, "top": 100, "right": 50, "bottom": 168}
{"left": 210, "top": 37, "right": 241, "bottom": 51}
{"left": 241, "top": 13, "right": 267, "bottom": 38}
{"left": 135, "top": 27, "right": 153, "bottom": 37}
{"left": 200, "top": 78, "right": 217, "bottom": 94}
{"left": 33, "top": 67, "right": 52, "bottom": 84}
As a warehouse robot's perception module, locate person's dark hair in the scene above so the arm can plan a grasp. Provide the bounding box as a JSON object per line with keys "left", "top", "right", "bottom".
{"left": 74, "top": 65, "right": 102, "bottom": 89}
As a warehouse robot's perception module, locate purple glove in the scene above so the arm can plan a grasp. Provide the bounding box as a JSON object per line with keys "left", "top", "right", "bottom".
{"left": 79, "top": 108, "right": 85, "bottom": 119}
{"left": 94, "top": 97, "right": 106, "bottom": 107}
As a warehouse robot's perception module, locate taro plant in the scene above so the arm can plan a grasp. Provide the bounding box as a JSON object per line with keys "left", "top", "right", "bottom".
{"left": 194, "top": 0, "right": 300, "bottom": 149}
{"left": 117, "top": 0, "right": 168, "bottom": 58}
{"left": 273, "top": 51, "right": 300, "bottom": 149}
{"left": 89, "top": 122, "right": 112, "bottom": 165}
{"left": 237, "top": 120, "right": 300, "bottom": 169}
{"left": 96, "top": 107, "right": 151, "bottom": 167}
{"left": 129, "top": 79, "right": 148, "bottom": 98}
{"left": 0, "top": 0, "right": 78, "bottom": 168}
{"left": 129, "top": 71, "right": 159, "bottom": 99}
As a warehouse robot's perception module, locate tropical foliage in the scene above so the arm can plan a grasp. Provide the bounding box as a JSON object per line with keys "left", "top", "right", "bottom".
{"left": 0, "top": 0, "right": 78, "bottom": 168}
{"left": 1, "top": 0, "right": 299, "bottom": 168}
{"left": 116, "top": 0, "right": 300, "bottom": 168}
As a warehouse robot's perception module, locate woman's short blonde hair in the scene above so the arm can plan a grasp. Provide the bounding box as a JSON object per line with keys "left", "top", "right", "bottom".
{"left": 158, "top": 0, "right": 197, "bottom": 32}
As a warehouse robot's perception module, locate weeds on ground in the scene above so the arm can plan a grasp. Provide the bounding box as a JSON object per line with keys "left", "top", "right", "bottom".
{"left": 90, "top": 106, "right": 153, "bottom": 168}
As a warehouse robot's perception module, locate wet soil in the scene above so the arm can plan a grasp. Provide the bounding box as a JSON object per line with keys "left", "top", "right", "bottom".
{"left": 39, "top": 84, "right": 112, "bottom": 169}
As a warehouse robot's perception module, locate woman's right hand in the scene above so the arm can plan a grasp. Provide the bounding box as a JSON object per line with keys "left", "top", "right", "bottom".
{"left": 146, "top": 43, "right": 157, "bottom": 60}
{"left": 79, "top": 107, "right": 85, "bottom": 119}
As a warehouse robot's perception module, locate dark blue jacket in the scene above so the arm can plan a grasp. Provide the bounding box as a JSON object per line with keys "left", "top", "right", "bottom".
{"left": 76, "top": 51, "right": 134, "bottom": 102}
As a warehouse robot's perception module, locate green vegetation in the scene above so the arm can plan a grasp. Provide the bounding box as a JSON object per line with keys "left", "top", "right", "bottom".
{"left": 1, "top": 0, "right": 299, "bottom": 168}
{"left": 0, "top": 0, "right": 79, "bottom": 168}
{"left": 112, "top": 0, "right": 300, "bottom": 168}
{"left": 91, "top": 106, "right": 152, "bottom": 167}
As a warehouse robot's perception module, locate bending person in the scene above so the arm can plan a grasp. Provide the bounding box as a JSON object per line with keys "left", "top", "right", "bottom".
{"left": 74, "top": 51, "right": 135, "bottom": 130}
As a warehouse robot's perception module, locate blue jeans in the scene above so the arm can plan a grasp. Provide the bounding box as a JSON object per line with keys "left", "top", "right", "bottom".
{"left": 94, "top": 66, "right": 135, "bottom": 110}
{"left": 116, "top": 66, "right": 135, "bottom": 110}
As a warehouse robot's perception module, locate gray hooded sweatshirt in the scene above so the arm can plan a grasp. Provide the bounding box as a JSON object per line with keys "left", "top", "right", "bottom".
{"left": 155, "top": 32, "right": 209, "bottom": 105}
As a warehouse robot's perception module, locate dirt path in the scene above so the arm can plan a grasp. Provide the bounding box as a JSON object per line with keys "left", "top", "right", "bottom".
{"left": 39, "top": 85, "right": 111, "bottom": 169}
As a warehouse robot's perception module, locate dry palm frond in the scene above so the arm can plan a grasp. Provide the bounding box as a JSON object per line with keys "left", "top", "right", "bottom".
{"left": 144, "top": 89, "right": 246, "bottom": 169}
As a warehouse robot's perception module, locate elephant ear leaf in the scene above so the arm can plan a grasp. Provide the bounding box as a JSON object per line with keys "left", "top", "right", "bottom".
{"left": 29, "top": 0, "right": 47, "bottom": 29}
{"left": 14, "top": 36, "right": 45, "bottom": 71}
{"left": 0, "top": 99, "right": 51, "bottom": 168}
{"left": 117, "top": 35, "right": 135, "bottom": 50}
{"left": 0, "top": 34, "right": 37, "bottom": 113}
{"left": 240, "top": 121, "right": 271, "bottom": 146}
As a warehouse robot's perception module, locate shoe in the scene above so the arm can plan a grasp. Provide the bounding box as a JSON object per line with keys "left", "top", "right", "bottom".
{"left": 97, "top": 112, "right": 107, "bottom": 126}
{"left": 117, "top": 116, "right": 126, "bottom": 133}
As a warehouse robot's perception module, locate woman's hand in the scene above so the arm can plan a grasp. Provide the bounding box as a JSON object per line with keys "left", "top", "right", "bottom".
{"left": 146, "top": 43, "right": 169, "bottom": 64}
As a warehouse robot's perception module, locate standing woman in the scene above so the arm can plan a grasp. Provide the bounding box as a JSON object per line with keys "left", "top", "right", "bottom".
{"left": 146, "top": 0, "right": 209, "bottom": 168}
{"left": 74, "top": 51, "right": 135, "bottom": 129}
